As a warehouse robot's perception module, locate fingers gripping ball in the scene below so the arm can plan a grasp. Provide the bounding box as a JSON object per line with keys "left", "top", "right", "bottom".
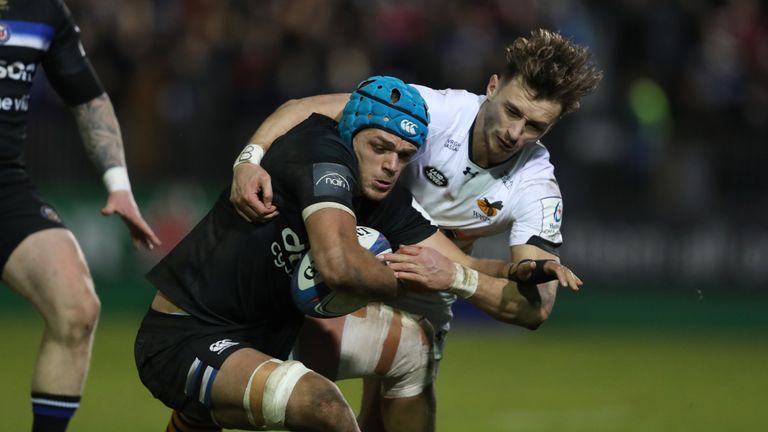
{"left": 291, "top": 226, "right": 392, "bottom": 318}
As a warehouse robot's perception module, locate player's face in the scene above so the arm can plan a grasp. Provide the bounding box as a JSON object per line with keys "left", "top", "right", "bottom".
{"left": 353, "top": 128, "right": 419, "bottom": 200}
{"left": 481, "top": 75, "right": 562, "bottom": 165}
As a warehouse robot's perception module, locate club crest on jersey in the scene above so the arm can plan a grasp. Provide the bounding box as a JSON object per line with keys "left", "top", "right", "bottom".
{"left": 476, "top": 198, "right": 503, "bottom": 217}
{"left": 40, "top": 205, "right": 61, "bottom": 223}
{"left": 423, "top": 166, "right": 448, "bottom": 187}
{"left": 0, "top": 23, "right": 10, "bottom": 44}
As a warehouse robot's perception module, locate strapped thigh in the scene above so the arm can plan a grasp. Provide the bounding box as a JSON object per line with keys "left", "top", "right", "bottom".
{"left": 243, "top": 359, "right": 311, "bottom": 429}
{"left": 338, "top": 303, "right": 436, "bottom": 398}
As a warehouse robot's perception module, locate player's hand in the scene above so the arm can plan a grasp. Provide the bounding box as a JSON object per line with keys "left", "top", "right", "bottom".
{"left": 511, "top": 259, "right": 583, "bottom": 292}
{"left": 230, "top": 163, "right": 279, "bottom": 222}
{"left": 379, "top": 245, "right": 455, "bottom": 292}
{"left": 101, "top": 190, "right": 161, "bottom": 250}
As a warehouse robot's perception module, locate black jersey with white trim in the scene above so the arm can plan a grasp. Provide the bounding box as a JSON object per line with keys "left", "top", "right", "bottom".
{"left": 146, "top": 114, "right": 436, "bottom": 328}
{"left": 0, "top": 0, "right": 104, "bottom": 182}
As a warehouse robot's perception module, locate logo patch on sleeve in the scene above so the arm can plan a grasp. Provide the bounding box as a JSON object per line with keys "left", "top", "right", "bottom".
{"left": 539, "top": 197, "right": 563, "bottom": 243}
{"left": 313, "top": 162, "right": 354, "bottom": 197}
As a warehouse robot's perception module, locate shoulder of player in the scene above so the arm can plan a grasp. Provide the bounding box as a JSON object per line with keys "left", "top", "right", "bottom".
{"left": 516, "top": 142, "right": 556, "bottom": 177}
{"left": 276, "top": 114, "right": 348, "bottom": 155}
{"left": 411, "top": 85, "right": 482, "bottom": 128}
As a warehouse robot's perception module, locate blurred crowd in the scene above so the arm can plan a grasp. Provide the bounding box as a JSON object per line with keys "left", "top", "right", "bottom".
{"left": 24, "top": 0, "right": 768, "bottom": 230}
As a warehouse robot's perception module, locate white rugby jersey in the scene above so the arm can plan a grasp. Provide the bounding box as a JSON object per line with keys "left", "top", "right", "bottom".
{"left": 403, "top": 85, "right": 563, "bottom": 253}
{"left": 387, "top": 85, "right": 564, "bottom": 339}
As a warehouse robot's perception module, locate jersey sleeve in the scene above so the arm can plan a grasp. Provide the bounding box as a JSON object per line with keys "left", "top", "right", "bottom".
{"left": 268, "top": 128, "right": 358, "bottom": 222}
{"left": 508, "top": 179, "right": 563, "bottom": 256}
{"left": 41, "top": 0, "right": 104, "bottom": 105}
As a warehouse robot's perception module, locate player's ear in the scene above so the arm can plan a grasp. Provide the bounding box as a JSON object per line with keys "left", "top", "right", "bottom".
{"left": 486, "top": 74, "right": 500, "bottom": 99}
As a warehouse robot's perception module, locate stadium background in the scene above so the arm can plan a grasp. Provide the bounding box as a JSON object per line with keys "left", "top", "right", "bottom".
{"left": 2, "top": 0, "right": 766, "bottom": 430}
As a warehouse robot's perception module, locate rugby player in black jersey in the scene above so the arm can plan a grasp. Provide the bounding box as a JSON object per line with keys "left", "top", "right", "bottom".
{"left": 135, "top": 76, "right": 519, "bottom": 432}
{"left": 0, "top": 1, "right": 159, "bottom": 431}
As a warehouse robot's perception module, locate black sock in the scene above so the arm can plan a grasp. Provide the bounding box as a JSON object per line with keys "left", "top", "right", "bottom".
{"left": 31, "top": 392, "right": 81, "bottom": 432}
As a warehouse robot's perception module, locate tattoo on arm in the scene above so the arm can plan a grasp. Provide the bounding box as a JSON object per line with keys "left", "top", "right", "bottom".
{"left": 71, "top": 93, "right": 125, "bottom": 173}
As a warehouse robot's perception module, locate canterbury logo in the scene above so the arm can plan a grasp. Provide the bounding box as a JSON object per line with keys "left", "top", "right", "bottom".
{"left": 399, "top": 119, "right": 418, "bottom": 135}
{"left": 209, "top": 339, "right": 239, "bottom": 355}
{"left": 477, "top": 198, "right": 504, "bottom": 217}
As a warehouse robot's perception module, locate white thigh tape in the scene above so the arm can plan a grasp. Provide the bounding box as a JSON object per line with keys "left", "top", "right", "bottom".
{"left": 263, "top": 360, "right": 311, "bottom": 427}
{"left": 381, "top": 311, "right": 435, "bottom": 398}
{"left": 243, "top": 359, "right": 281, "bottom": 427}
{"left": 338, "top": 304, "right": 392, "bottom": 379}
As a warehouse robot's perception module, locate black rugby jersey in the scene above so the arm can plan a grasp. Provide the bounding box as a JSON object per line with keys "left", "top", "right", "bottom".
{"left": 147, "top": 114, "right": 437, "bottom": 331}
{"left": 0, "top": 0, "right": 103, "bottom": 182}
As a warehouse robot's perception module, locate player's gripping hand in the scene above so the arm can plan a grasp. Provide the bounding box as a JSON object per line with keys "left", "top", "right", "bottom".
{"left": 379, "top": 245, "right": 456, "bottom": 292}
{"left": 510, "top": 259, "right": 583, "bottom": 292}
{"left": 230, "top": 163, "right": 279, "bottom": 222}
{"left": 101, "top": 190, "right": 161, "bottom": 250}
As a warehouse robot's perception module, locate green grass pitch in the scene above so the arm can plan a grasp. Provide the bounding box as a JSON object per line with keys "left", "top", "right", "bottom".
{"left": 1, "top": 309, "right": 765, "bottom": 431}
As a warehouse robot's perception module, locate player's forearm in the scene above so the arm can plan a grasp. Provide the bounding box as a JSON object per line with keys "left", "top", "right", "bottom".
{"left": 71, "top": 93, "right": 126, "bottom": 173}
{"left": 321, "top": 249, "right": 401, "bottom": 300}
{"left": 250, "top": 94, "right": 349, "bottom": 151}
{"left": 465, "top": 257, "right": 511, "bottom": 279}
{"left": 469, "top": 274, "right": 556, "bottom": 329}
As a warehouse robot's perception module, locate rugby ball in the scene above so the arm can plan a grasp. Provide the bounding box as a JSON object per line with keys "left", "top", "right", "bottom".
{"left": 291, "top": 226, "right": 392, "bottom": 318}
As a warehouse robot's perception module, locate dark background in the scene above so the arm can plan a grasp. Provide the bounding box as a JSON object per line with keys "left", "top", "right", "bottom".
{"left": 17, "top": 0, "right": 768, "bottom": 311}
{"left": 2, "top": 2, "right": 766, "bottom": 430}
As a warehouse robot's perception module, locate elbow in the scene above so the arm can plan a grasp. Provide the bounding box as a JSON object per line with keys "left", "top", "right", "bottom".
{"left": 513, "top": 282, "right": 556, "bottom": 330}
{"left": 495, "top": 304, "right": 551, "bottom": 330}
{"left": 520, "top": 307, "right": 550, "bottom": 330}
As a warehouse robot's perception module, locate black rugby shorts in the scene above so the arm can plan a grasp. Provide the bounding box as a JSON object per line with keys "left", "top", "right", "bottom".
{"left": 134, "top": 308, "right": 300, "bottom": 421}
{"left": 0, "top": 179, "right": 65, "bottom": 272}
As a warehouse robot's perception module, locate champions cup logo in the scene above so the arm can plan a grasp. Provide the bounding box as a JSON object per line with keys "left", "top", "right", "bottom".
{"left": 554, "top": 201, "right": 562, "bottom": 222}
{"left": 399, "top": 119, "right": 418, "bottom": 136}
{"left": 477, "top": 198, "right": 503, "bottom": 217}
{"left": 316, "top": 173, "right": 351, "bottom": 191}
{"left": 0, "top": 23, "right": 10, "bottom": 44}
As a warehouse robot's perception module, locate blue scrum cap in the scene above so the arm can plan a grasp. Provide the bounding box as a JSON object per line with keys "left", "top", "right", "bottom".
{"left": 338, "top": 76, "right": 430, "bottom": 149}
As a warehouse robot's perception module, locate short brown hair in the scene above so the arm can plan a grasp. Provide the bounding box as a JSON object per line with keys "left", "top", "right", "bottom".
{"left": 502, "top": 29, "right": 603, "bottom": 115}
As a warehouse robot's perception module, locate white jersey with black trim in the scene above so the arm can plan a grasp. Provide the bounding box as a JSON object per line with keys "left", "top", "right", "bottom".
{"left": 387, "top": 85, "right": 564, "bottom": 339}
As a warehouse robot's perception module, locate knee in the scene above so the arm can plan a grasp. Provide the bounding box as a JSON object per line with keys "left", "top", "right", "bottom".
{"left": 48, "top": 281, "right": 100, "bottom": 345}
{"left": 299, "top": 376, "right": 357, "bottom": 431}
{"left": 249, "top": 360, "right": 357, "bottom": 432}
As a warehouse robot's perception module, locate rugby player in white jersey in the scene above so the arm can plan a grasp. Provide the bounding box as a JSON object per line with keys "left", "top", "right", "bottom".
{"left": 229, "top": 29, "right": 601, "bottom": 431}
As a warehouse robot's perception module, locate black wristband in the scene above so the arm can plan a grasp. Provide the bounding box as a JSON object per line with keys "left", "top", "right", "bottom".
{"left": 507, "top": 259, "right": 556, "bottom": 285}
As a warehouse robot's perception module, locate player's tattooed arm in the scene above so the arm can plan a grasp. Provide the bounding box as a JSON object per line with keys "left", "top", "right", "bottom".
{"left": 71, "top": 93, "right": 161, "bottom": 250}
{"left": 71, "top": 93, "right": 126, "bottom": 172}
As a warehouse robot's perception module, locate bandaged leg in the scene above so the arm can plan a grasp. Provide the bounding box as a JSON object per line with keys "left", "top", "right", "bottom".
{"left": 338, "top": 303, "right": 435, "bottom": 398}
{"left": 242, "top": 359, "right": 310, "bottom": 429}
